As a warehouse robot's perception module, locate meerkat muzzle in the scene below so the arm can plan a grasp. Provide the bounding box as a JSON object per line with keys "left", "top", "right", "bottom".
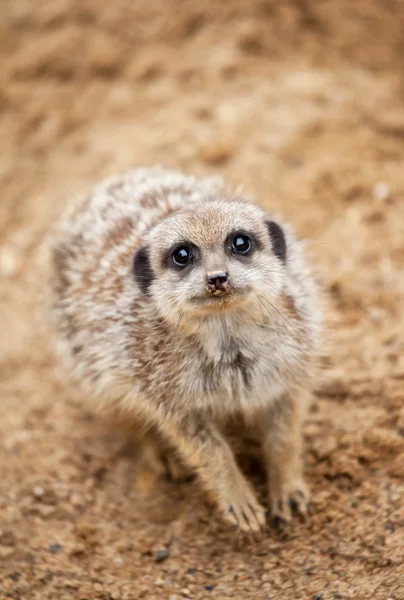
{"left": 205, "top": 271, "right": 231, "bottom": 295}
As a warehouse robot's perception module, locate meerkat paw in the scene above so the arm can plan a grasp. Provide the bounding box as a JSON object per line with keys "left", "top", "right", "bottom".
{"left": 217, "top": 480, "right": 266, "bottom": 533}
{"left": 269, "top": 479, "right": 309, "bottom": 524}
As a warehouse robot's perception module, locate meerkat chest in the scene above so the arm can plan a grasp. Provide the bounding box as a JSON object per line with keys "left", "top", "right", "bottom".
{"left": 180, "top": 320, "right": 284, "bottom": 411}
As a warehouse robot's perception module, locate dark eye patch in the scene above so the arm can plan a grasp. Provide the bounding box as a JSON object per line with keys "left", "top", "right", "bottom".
{"left": 266, "top": 220, "right": 287, "bottom": 262}
{"left": 133, "top": 246, "right": 153, "bottom": 293}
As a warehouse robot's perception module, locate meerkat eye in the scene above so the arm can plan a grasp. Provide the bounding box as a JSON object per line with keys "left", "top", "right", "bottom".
{"left": 231, "top": 233, "right": 252, "bottom": 255}
{"left": 172, "top": 244, "right": 193, "bottom": 267}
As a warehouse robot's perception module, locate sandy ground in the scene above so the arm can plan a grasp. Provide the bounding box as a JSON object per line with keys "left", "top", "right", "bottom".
{"left": 1, "top": 1, "right": 404, "bottom": 599}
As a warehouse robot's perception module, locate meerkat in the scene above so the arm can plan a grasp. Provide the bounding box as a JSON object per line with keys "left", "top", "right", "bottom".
{"left": 48, "top": 167, "right": 322, "bottom": 533}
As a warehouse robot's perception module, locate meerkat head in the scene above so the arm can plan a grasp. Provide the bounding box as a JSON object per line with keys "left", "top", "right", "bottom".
{"left": 133, "top": 198, "right": 288, "bottom": 329}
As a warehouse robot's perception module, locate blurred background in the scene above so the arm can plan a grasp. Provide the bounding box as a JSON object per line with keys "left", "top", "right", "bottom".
{"left": 0, "top": 2, "right": 403, "bottom": 599}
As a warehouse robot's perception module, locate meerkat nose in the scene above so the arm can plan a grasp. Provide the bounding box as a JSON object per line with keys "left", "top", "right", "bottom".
{"left": 206, "top": 271, "right": 230, "bottom": 295}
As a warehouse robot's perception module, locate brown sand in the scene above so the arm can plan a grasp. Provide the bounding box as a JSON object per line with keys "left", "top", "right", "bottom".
{"left": 0, "top": 1, "right": 403, "bottom": 599}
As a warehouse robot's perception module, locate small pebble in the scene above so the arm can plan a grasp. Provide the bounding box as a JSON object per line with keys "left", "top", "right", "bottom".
{"left": 0, "top": 247, "right": 19, "bottom": 277}
{"left": 155, "top": 548, "right": 169, "bottom": 563}
{"left": 0, "top": 546, "right": 14, "bottom": 558}
{"left": 312, "top": 595, "right": 323, "bottom": 600}
{"left": 312, "top": 437, "right": 337, "bottom": 460}
{"left": 373, "top": 181, "right": 390, "bottom": 202}
{"left": 199, "top": 138, "right": 234, "bottom": 165}
{"left": 369, "top": 307, "right": 385, "bottom": 323}
{"left": 204, "top": 585, "right": 214, "bottom": 592}
{"left": 48, "top": 543, "right": 62, "bottom": 554}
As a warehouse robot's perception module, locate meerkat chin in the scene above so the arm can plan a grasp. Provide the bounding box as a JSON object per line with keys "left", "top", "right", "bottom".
{"left": 48, "top": 166, "right": 322, "bottom": 533}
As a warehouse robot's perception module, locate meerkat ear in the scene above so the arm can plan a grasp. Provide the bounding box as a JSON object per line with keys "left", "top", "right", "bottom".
{"left": 133, "top": 246, "right": 153, "bottom": 293}
{"left": 265, "top": 220, "right": 287, "bottom": 262}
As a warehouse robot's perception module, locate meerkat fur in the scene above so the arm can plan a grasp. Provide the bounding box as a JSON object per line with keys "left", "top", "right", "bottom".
{"left": 48, "top": 167, "right": 322, "bottom": 532}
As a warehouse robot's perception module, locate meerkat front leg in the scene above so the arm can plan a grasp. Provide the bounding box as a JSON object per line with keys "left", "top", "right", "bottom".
{"left": 165, "top": 417, "right": 266, "bottom": 532}
{"left": 140, "top": 430, "right": 190, "bottom": 481}
{"left": 262, "top": 394, "right": 309, "bottom": 523}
